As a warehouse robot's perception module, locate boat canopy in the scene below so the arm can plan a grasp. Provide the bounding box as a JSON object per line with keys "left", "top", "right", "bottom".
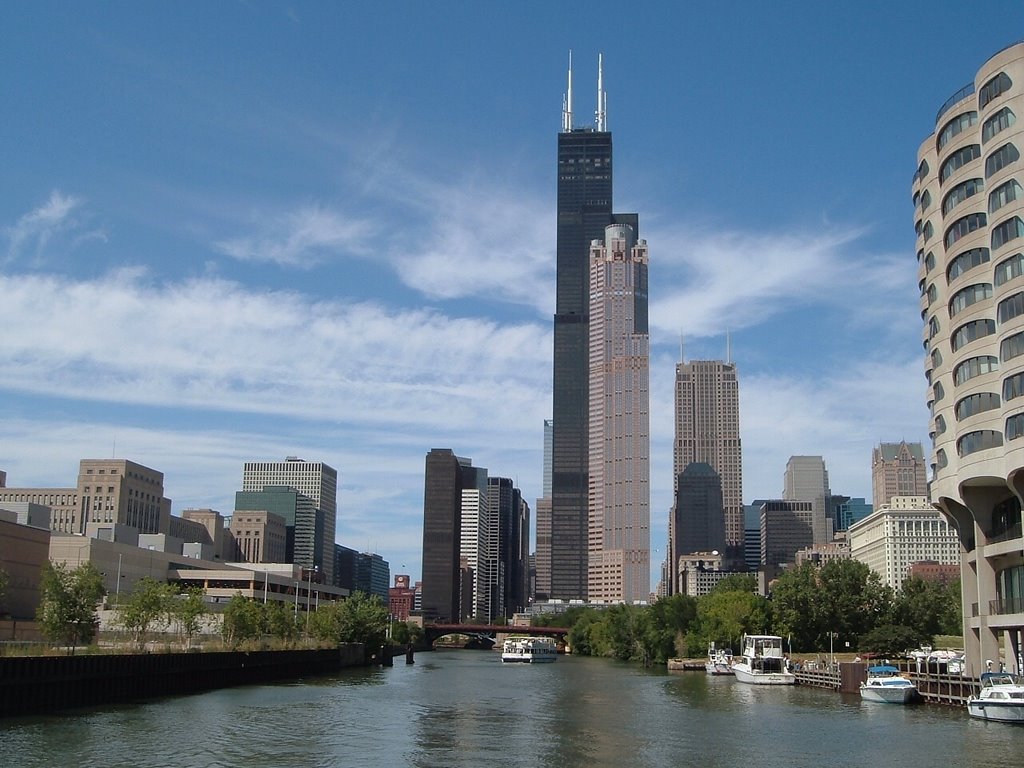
{"left": 867, "top": 665, "right": 900, "bottom": 674}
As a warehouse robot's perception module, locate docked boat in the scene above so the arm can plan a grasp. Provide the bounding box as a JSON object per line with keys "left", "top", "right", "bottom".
{"left": 731, "top": 635, "right": 795, "bottom": 685}
{"left": 705, "top": 644, "right": 734, "bottom": 676}
{"left": 501, "top": 636, "right": 558, "bottom": 663}
{"left": 859, "top": 665, "right": 918, "bottom": 704}
{"left": 967, "top": 672, "right": 1024, "bottom": 723}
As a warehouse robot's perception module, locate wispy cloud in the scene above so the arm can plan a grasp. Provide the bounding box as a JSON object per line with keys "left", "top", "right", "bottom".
{"left": 213, "top": 205, "right": 377, "bottom": 267}
{"left": 4, "top": 191, "right": 86, "bottom": 263}
{"left": 646, "top": 222, "right": 900, "bottom": 341}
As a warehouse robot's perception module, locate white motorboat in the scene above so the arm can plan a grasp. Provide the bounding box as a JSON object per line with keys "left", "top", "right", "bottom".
{"left": 705, "top": 644, "right": 734, "bottom": 675}
{"left": 859, "top": 665, "right": 918, "bottom": 704}
{"left": 967, "top": 672, "right": 1024, "bottom": 723}
{"left": 501, "top": 636, "right": 558, "bottom": 663}
{"left": 731, "top": 635, "right": 795, "bottom": 685}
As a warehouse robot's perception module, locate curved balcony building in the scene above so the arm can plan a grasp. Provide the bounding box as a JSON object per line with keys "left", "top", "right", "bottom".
{"left": 914, "top": 42, "right": 1024, "bottom": 676}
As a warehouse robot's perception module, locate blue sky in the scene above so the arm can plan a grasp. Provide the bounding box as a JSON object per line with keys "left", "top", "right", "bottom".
{"left": 3, "top": 2, "right": 1023, "bottom": 586}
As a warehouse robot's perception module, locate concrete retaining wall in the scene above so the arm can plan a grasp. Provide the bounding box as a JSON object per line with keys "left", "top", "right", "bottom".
{"left": 0, "top": 645, "right": 365, "bottom": 717}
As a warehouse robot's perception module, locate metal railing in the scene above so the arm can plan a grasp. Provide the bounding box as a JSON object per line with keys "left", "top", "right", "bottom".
{"left": 989, "top": 597, "right": 1024, "bottom": 615}
{"left": 935, "top": 83, "right": 975, "bottom": 125}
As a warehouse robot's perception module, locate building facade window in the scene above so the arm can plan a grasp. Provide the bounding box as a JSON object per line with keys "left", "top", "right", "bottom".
{"left": 992, "top": 216, "right": 1024, "bottom": 250}
{"left": 995, "top": 252, "right": 1024, "bottom": 286}
{"left": 949, "top": 283, "right": 992, "bottom": 316}
{"left": 927, "top": 283, "right": 938, "bottom": 305}
{"left": 954, "top": 355, "right": 999, "bottom": 385}
{"left": 943, "top": 178, "right": 984, "bottom": 215}
{"left": 957, "top": 429, "right": 1003, "bottom": 456}
{"left": 923, "top": 220, "right": 934, "bottom": 241}
{"left": 982, "top": 106, "right": 1016, "bottom": 144}
{"left": 940, "top": 144, "right": 982, "bottom": 183}
{"left": 951, "top": 318, "right": 996, "bottom": 350}
{"left": 947, "top": 247, "right": 990, "bottom": 281}
{"left": 1004, "top": 371, "right": 1024, "bottom": 401}
{"left": 955, "top": 391, "right": 1001, "bottom": 420}
{"left": 914, "top": 159, "right": 930, "bottom": 185}
{"left": 1001, "top": 331, "right": 1024, "bottom": 362}
{"left": 985, "top": 143, "right": 1020, "bottom": 178}
{"left": 939, "top": 110, "right": 979, "bottom": 150}
{"left": 920, "top": 189, "right": 932, "bottom": 211}
{"left": 1006, "top": 413, "right": 1024, "bottom": 441}
{"left": 935, "top": 414, "right": 947, "bottom": 434}
{"left": 979, "top": 72, "right": 1012, "bottom": 109}
{"left": 925, "top": 252, "right": 936, "bottom": 272}
{"left": 931, "top": 348, "right": 943, "bottom": 367}
{"left": 929, "top": 315, "right": 941, "bottom": 340}
{"left": 998, "top": 291, "right": 1024, "bottom": 324}
{"left": 936, "top": 448, "right": 948, "bottom": 469}
{"left": 945, "top": 212, "right": 987, "bottom": 249}
{"left": 989, "top": 179, "right": 1023, "bottom": 213}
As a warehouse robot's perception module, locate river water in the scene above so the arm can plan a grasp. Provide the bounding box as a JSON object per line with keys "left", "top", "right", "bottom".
{"left": 2, "top": 650, "right": 1022, "bottom": 767}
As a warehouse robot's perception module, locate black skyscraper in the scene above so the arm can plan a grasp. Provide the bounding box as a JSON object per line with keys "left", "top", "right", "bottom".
{"left": 421, "top": 448, "right": 472, "bottom": 622}
{"left": 547, "top": 55, "right": 637, "bottom": 599}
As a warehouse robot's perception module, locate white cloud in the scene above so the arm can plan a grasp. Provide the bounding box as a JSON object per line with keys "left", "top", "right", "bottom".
{"left": 214, "top": 205, "right": 377, "bottom": 267}
{"left": 646, "top": 222, "right": 900, "bottom": 341}
{"left": 4, "top": 190, "right": 84, "bottom": 263}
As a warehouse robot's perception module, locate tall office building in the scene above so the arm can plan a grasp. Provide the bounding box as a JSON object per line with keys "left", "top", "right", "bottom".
{"left": 783, "top": 456, "right": 832, "bottom": 544}
{"left": 587, "top": 223, "right": 650, "bottom": 602}
{"left": 459, "top": 464, "right": 494, "bottom": 621}
{"left": 672, "top": 463, "right": 726, "bottom": 567}
{"left": 241, "top": 458, "right": 337, "bottom": 585}
{"left": 490, "top": 476, "right": 530, "bottom": 619}
{"left": 914, "top": 42, "right": 1024, "bottom": 675}
{"left": 550, "top": 54, "right": 638, "bottom": 600}
{"left": 421, "top": 449, "right": 475, "bottom": 622}
{"left": 669, "top": 359, "right": 743, "bottom": 584}
{"left": 871, "top": 441, "right": 928, "bottom": 511}
{"left": 534, "top": 419, "right": 553, "bottom": 600}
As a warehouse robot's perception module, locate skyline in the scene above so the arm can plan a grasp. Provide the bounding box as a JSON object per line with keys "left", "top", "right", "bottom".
{"left": 4, "top": 4, "right": 1024, "bottom": 585}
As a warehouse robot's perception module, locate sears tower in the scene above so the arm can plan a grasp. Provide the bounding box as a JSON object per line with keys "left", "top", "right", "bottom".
{"left": 546, "top": 54, "right": 638, "bottom": 600}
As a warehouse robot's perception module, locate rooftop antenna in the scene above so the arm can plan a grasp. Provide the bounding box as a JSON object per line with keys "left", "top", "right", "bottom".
{"left": 562, "top": 50, "right": 574, "bottom": 132}
{"left": 596, "top": 52, "right": 607, "bottom": 131}
{"left": 726, "top": 329, "right": 732, "bottom": 364}
{"left": 679, "top": 331, "right": 685, "bottom": 364}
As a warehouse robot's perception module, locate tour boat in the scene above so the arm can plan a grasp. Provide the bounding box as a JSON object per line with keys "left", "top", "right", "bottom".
{"left": 967, "top": 673, "right": 1024, "bottom": 723}
{"left": 501, "top": 636, "right": 558, "bottom": 663}
{"left": 731, "top": 635, "right": 795, "bottom": 685}
{"left": 859, "top": 665, "right": 918, "bottom": 704}
{"left": 705, "top": 644, "right": 734, "bottom": 675}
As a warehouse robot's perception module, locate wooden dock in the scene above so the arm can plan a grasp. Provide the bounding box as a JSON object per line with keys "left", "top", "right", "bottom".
{"left": 793, "top": 661, "right": 979, "bottom": 706}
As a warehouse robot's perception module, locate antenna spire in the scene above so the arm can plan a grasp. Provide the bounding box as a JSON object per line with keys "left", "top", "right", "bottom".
{"left": 726, "top": 330, "right": 732, "bottom": 364}
{"left": 562, "top": 50, "right": 574, "bottom": 132}
{"left": 679, "top": 331, "right": 685, "bottom": 364}
{"left": 596, "top": 53, "right": 607, "bottom": 131}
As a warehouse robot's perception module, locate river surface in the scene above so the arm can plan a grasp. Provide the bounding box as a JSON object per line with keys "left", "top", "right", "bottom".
{"left": 2, "top": 650, "right": 1022, "bottom": 767}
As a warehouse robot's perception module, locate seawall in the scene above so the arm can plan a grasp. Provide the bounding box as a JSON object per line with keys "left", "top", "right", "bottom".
{"left": 0, "top": 645, "right": 365, "bottom": 717}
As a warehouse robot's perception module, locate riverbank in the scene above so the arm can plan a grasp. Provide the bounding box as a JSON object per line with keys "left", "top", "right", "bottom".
{"left": 0, "top": 645, "right": 368, "bottom": 717}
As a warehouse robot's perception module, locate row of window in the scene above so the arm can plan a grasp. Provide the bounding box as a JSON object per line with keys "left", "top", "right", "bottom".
{"left": 954, "top": 354, "right": 998, "bottom": 385}
{"left": 987, "top": 143, "right": 1020, "bottom": 178}
{"left": 979, "top": 72, "right": 1012, "bottom": 110}
{"left": 941, "top": 144, "right": 981, "bottom": 183}
{"left": 939, "top": 214, "right": 1024, "bottom": 252}
{"left": 949, "top": 282, "right": 991, "bottom": 317}
{"left": 983, "top": 107, "right": 1016, "bottom": 144}
{"left": 940, "top": 249, "right": 1024, "bottom": 289}
{"left": 939, "top": 110, "right": 978, "bottom": 151}
{"left": 942, "top": 177, "right": 983, "bottom": 215}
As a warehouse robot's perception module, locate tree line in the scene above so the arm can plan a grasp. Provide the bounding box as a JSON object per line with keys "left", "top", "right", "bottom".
{"left": 533, "top": 561, "right": 961, "bottom": 664}
{"left": 31, "top": 562, "right": 420, "bottom": 655}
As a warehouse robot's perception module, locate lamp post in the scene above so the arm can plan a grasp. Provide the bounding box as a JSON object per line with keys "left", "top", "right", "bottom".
{"left": 115, "top": 553, "right": 123, "bottom": 604}
{"left": 294, "top": 581, "right": 299, "bottom": 619}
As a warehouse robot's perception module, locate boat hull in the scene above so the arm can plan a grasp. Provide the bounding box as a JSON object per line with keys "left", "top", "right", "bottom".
{"left": 968, "top": 701, "right": 1024, "bottom": 722}
{"left": 860, "top": 685, "right": 917, "bottom": 704}
{"left": 732, "top": 664, "right": 795, "bottom": 685}
{"left": 705, "top": 662, "right": 734, "bottom": 676}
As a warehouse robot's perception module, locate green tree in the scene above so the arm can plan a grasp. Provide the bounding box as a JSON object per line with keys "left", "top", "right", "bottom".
{"left": 391, "top": 620, "right": 425, "bottom": 646}
{"left": 638, "top": 594, "right": 698, "bottom": 663}
{"left": 36, "top": 562, "right": 106, "bottom": 654}
{"left": 115, "top": 577, "right": 176, "bottom": 649}
{"left": 169, "top": 587, "right": 209, "bottom": 649}
{"left": 711, "top": 573, "right": 757, "bottom": 594}
{"left": 309, "top": 592, "right": 389, "bottom": 649}
{"left": 816, "top": 559, "right": 893, "bottom": 650}
{"left": 265, "top": 599, "right": 301, "bottom": 645}
{"left": 770, "top": 562, "right": 824, "bottom": 651}
{"left": 686, "top": 588, "right": 771, "bottom": 657}
{"left": 859, "top": 624, "right": 920, "bottom": 657}
{"left": 894, "top": 577, "right": 962, "bottom": 643}
{"left": 221, "top": 593, "right": 266, "bottom": 647}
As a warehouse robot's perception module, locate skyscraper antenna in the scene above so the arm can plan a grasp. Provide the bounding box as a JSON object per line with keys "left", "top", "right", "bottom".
{"left": 596, "top": 52, "right": 607, "bottom": 131}
{"left": 562, "top": 50, "right": 574, "bottom": 132}
{"left": 679, "top": 331, "right": 685, "bottom": 364}
{"left": 726, "top": 330, "right": 732, "bottom": 364}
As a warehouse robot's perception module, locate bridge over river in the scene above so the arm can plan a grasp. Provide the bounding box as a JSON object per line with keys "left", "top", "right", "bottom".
{"left": 423, "top": 623, "right": 570, "bottom": 647}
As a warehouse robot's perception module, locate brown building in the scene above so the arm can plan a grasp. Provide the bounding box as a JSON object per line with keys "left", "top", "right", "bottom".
{"left": 0, "top": 459, "right": 171, "bottom": 535}
{"left": 389, "top": 574, "right": 415, "bottom": 621}
{"left": 908, "top": 560, "right": 961, "bottom": 586}
{"left": 871, "top": 442, "right": 928, "bottom": 511}
{"left": 229, "top": 511, "right": 287, "bottom": 563}
{"left": 0, "top": 514, "right": 51, "bottom": 619}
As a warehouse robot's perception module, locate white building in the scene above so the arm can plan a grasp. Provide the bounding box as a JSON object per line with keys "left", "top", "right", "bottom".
{"left": 848, "top": 497, "right": 960, "bottom": 591}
